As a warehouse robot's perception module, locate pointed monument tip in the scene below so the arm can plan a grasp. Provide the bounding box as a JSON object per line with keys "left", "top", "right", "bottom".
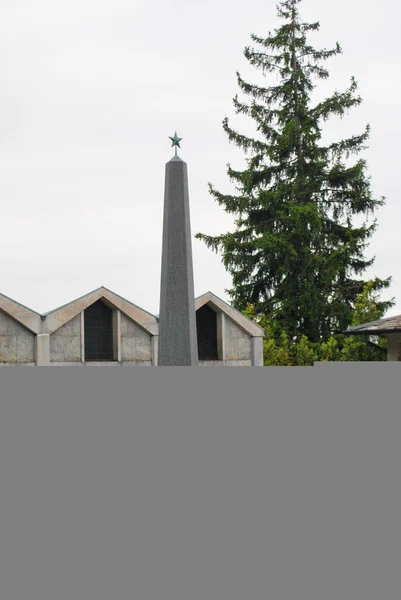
{"left": 169, "top": 155, "right": 184, "bottom": 162}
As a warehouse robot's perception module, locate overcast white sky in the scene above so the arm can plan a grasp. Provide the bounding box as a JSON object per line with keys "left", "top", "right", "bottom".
{"left": 1, "top": 0, "right": 399, "bottom": 318}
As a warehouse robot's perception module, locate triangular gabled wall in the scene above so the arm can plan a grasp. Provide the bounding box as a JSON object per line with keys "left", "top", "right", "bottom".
{"left": 0, "top": 287, "right": 264, "bottom": 366}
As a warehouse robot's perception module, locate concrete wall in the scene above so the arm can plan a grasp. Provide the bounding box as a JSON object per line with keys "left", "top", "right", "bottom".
{"left": 120, "top": 313, "right": 152, "bottom": 364}
{"left": 195, "top": 309, "right": 255, "bottom": 365}
{"left": 0, "top": 304, "right": 259, "bottom": 366}
{"left": 199, "top": 360, "right": 252, "bottom": 366}
{"left": 224, "top": 316, "right": 252, "bottom": 362}
{"left": 386, "top": 334, "right": 401, "bottom": 361}
{"left": 0, "top": 309, "right": 35, "bottom": 364}
{"left": 49, "top": 311, "right": 153, "bottom": 365}
{"left": 50, "top": 314, "right": 81, "bottom": 363}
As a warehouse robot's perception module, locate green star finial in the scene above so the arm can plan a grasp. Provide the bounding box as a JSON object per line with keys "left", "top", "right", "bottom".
{"left": 169, "top": 131, "right": 183, "bottom": 156}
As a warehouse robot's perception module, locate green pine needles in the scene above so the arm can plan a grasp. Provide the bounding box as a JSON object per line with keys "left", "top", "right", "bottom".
{"left": 196, "top": 0, "right": 393, "bottom": 342}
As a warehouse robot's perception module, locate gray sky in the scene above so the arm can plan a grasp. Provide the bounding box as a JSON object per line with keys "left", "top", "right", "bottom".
{"left": 1, "top": 0, "right": 399, "bottom": 318}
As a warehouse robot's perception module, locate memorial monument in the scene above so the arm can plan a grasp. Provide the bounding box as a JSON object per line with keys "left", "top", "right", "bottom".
{"left": 157, "top": 133, "right": 199, "bottom": 365}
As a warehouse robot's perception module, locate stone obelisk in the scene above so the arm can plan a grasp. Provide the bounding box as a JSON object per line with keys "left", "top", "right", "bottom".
{"left": 158, "top": 132, "right": 198, "bottom": 365}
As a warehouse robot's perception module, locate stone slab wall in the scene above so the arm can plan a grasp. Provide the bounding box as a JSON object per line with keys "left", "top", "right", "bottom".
{"left": 121, "top": 313, "right": 152, "bottom": 363}
{"left": 199, "top": 360, "right": 252, "bottom": 366}
{"left": 387, "top": 334, "right": 401, "bottom": 361}
{"left": 0, "top": 309, "right": 35, "bottom": 363}
{"left": 224, "top": 317, "right": 252, "bottom": 362}
{"left": 50, "top": 314, "right": 81, "bottom": 363}
{"left": 121, "top": 361, "right": 152, "bottom": 366}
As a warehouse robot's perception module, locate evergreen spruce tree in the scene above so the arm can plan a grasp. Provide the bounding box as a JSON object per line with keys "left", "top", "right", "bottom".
{"left": 196, "top": 0, "right": 393, "bottom": 342}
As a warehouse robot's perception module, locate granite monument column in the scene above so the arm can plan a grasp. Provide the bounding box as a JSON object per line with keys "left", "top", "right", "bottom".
{"left": 158, "top": 133, "right": 198, "bottom": 365}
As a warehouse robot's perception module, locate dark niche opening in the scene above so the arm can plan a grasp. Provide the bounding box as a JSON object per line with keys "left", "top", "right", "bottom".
{"left": 196, "top": 304, "right": 218, "bottom": 361}
{"left": 84, "top": 300, "right": 114, "bottom": 361}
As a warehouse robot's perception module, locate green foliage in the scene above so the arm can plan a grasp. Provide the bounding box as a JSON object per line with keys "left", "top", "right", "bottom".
{"left": 338, "top": 280, "right": 388, "bottom": 361}
{"left": 295, "top": 335, "right": 319, "bottom": 365}
{"left": 351, "top": 280, "right": 386, "bottom": 326}
{"left": 243, "top": 282, "right": 389, "bottom": 364}
{"left": 197, "top": 0, "right": 394, "bottom": 342}
{"left": 320, "top": 336, "right": 341, "bottom": 362}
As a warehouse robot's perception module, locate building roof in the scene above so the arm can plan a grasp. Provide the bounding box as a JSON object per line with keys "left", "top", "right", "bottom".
{"left": 42, "top": 286, "right": 157, "bottom": 319}
{"left": 195, "top": 291, "right": 265, "bottom": 337}
{"left": 0, "top": 287, "right": 265, "bottom": 338}
{"left": 0, "top": 292, "right": 42, "bottom": 334}
{"left": 42, "top": 287, "right": 159, "bottom": 336}
{"left": 155, "top": 291, "right": 266, "bottom": 337}
{"left": 346, "top": 314, "right": 401, "bottom": 335}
